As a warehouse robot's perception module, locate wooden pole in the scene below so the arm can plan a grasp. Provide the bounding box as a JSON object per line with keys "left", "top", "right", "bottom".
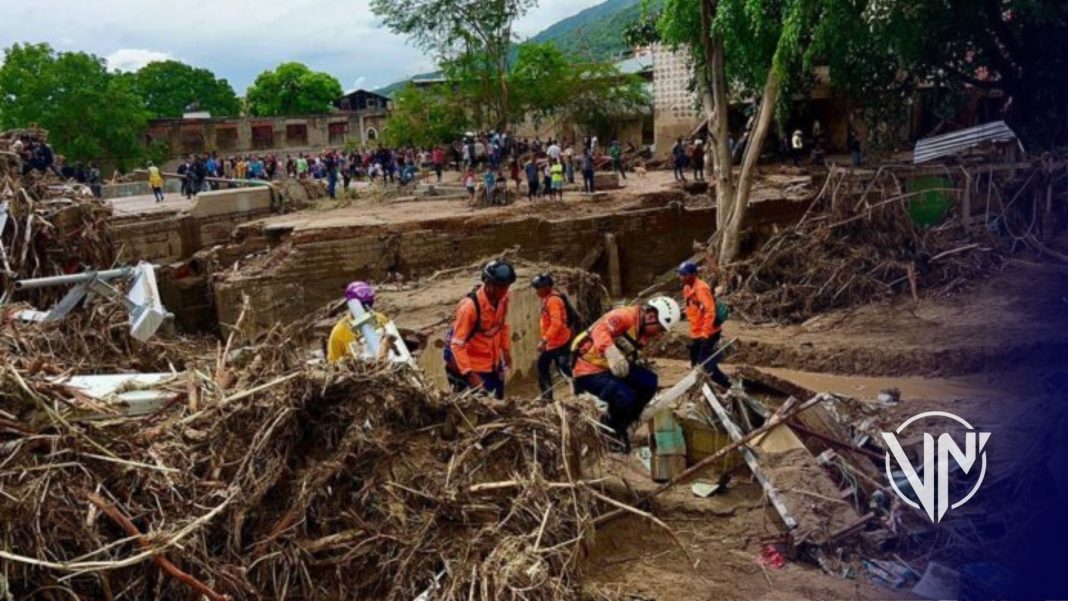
{"left": 604, "top": 233, "right": 622, "bottom": 297}
{"left": 87, "top": 493, "right": 228, "bottom": 601}
{"left": 962, "top": 173, "right": 974, "bottom": 230}
{"left": 593, "top": 393, "right": 830, "bottom": 527}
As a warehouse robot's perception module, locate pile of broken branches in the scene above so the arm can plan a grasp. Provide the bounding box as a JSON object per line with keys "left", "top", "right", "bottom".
{"left": 725, "top": 167, "right": 1006, "bottom": 324}
{"left": 1, "top": 128, "right": 114, "bottom": 305}
{"left": 0, "top": 306, "right": 608, "bottom": 600}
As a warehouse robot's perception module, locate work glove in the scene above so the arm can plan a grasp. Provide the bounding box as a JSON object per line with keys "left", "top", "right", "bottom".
{"left": 605, "top": 344, "right": 630, "bottom": 378}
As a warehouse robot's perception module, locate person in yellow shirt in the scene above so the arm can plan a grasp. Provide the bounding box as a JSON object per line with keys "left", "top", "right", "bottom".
{"left": 147, "top": 161, "right": 165, "bottom": 203}
{"left": 327, "top": 281, "right": 391, "bottom": 363}
{"left": 549, "top": 158, "right": 564, "bottom": 201}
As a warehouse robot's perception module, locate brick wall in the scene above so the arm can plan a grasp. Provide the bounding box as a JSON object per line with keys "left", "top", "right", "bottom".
{"left": 214, "top": 198, "right": 808, "bottom": 333}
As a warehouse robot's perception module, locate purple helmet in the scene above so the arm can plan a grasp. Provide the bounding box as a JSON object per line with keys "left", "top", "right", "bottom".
{"left": 345, "top": 281, "right": 376, "bottom": 307}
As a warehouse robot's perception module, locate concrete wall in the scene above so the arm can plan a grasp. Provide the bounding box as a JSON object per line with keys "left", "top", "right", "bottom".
{"left": 214, "top": 198, "right": 808, "bottom": 334}
{"left": 110, "top": 187, "right": 274, "bottom": 264}
{"left": 652, "top": 45, "right": 702, "bottom": 154}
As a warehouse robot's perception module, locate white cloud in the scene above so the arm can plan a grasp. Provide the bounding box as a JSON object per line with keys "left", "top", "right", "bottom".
{"left": 105, "top": 48, "right": 171, "bottom": 72}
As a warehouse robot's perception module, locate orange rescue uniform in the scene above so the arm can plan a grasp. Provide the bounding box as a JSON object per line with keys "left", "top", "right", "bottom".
{"left": 572, "top": 306, "right": 644, "bottom": 378}
{"left": 683, "top": 278, "right": 719, "bottom": 339}
{"left": 449, "top": 286, "right": 511, "bottom": 375}
{"left": 539, "top": 293, "right": 572, "bottom": 351}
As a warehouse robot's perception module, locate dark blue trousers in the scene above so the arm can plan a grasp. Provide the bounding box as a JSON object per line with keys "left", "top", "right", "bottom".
{"left": 447, "top": 369, "right": 505, "bottom": 400}
{"left": 574, "top": 365, "right": 658, "bottom": 434}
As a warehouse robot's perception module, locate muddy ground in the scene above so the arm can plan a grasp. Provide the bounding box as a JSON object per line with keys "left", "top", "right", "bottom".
{"left": 110, "top": 164, "right": 1064, "bottom": 599}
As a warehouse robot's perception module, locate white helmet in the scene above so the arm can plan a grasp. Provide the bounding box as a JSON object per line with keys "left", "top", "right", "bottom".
{"left": 645, "top": 296, "right": 681, "bottom": 330}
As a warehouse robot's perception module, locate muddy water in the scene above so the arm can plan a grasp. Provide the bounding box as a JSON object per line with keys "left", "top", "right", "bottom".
{"left": 758, "top": 366, "right": 1047, "bottom": 402}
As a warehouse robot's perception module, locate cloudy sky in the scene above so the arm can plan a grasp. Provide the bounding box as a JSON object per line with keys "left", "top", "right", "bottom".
{"left": 1, "top": 0, "right": 605, "bottom": 93}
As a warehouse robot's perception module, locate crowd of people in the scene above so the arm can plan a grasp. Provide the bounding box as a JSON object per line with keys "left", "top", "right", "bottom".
{"left": 8, "top": 134, "right": 106, "bottom": 198}
{"left": 158, "top": 131, "right": 644, "bottom": 205}
{"left": 140, "top": 124, "right": 854, "bottom": 205}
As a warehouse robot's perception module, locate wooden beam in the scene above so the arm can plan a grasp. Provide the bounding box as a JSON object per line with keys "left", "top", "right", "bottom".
{"left": 702, "top": 384, "right": 798, "bottom": 530}
{"left": 962, "top": 173, "right": 974, "bottom": 231}
{"left": 604, "top": 232, "right": 622, "bottom": 297}
{"left": 592, "top": 393, "right": 830, "bottom": 527}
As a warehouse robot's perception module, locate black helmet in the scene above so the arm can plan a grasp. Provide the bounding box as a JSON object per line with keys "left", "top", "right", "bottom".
{"left": 482, "top": 259, "right": 517, "bottom": 285}
{"left": 531, "top": 273, "right": 554, "bottom": 289}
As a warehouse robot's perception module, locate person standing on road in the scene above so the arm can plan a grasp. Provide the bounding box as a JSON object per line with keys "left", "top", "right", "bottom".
{"left": 678, "top": 261, "right": 732, "bottom": 389}
{"left": 581, "top": 148, "right": 596, "bottom": 194}
{"left": 563, "top": 143, "right": 575, "bottom": 184}
{"left": 325, "top": 151, "right": 339, "bottom": 198}
{"left": 550, "top": 158, "right": 565, "bottom": 201}
{"left": 432, "top": 146, "right": 445, "bottom": 182}
{"left": 532, "top": 274, "right": 573, "bottom": 401}
{"left": 672, "top": 139, "right": 688, "bottom": 182}
{"left": 609, "top": 140, "right": 626, "bottom": 180}
{"left": 791, "top": 129, "right": 804, "bottom": 167}
{"left": 464, "top": 168, "right": 477, "bottom": 203}
{"left": 525, "top": 156, "right": 540, "bottom": 200}
{"left": 147, "top": 161, "right": 165, "bottom": 203}
{"left": 444, "top": 260, "right": 516, "bottom": 399}
{"left": 547, "top": 139, "right": 562, "bottom": 163}
{"left": 691, "top": 140, "right": 706, "bottom": 182}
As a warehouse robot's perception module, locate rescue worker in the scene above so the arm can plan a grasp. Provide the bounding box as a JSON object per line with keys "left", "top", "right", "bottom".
{"left": 327, "top": 281, "right": 390, "bottom": 363}
{"left": 445, "top": 259, "right": 516, "bottom": 399}
{"left": 678, "top": 261, "right": 732, "bottom": 389}
{"left": 572, "top": 297, "right": 681, "bottom": 451}
{"left": 532, "top": 274, "right": 573, "bottom": 401}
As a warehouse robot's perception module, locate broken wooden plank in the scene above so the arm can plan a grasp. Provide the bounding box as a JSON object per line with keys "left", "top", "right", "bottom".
{"left": 593, "top": 393, "right": 832, "bottom": 528}
{"left": 702, "top": 384, "right": 798, "bottom": 530}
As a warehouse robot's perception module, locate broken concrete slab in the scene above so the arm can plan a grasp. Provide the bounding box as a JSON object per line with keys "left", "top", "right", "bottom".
{"left": 189, "top": 186, "right": 273, "bottom": 219}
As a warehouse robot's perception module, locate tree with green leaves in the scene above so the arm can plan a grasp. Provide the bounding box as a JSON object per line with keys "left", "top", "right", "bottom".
{"left": 382, "top": 84, "right": 471, "bottom": 148}
{"left": 825, "top": 0, "right": 1068, "bottom": 148}
{"left": 657, "top": 0, "right": 1068, "bottom": 265}
{"left": 370, "top": 0, "right": 537, "bottom": 129}
{"left": 508, "top": 43, "right": 573, "bottom": 126}
{"left": 385, "top": 42, "right": 648, "bottom": 144}
{"left": 657, "top": 0, "right": 867, "bottom": 264}
{"left": 245, "top": 62, "right": 343, "bottom": 117}
{"left": 0, "top": 43, "right": 150, "bottom": 169}
{"left": 127, "top": 60, "right": 240, "bottom": 118}
{"left": 509, "top": 42, "right": 650, "bottom": 137}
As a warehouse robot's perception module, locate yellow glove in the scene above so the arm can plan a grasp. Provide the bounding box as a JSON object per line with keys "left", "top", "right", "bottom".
{"left": 605, "top": 344, "right": 630, "bottom": 378}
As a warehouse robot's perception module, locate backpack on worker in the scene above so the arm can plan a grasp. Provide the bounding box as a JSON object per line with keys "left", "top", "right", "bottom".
{"left": 443, "top": 290, "right": 482, "bottom": 375}
{"left": 553, "top": 291, "right": 585, "bottom": 337}
{"left": 714, "top": 300, "right": 730, "bottom": 327}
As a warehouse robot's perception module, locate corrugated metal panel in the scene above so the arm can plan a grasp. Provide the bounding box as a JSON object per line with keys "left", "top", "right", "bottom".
{"left": 614, "top": 55, "right": 653, "bottom": 75}
{"left": 913, "top": 120, "right": 1018, "bottom": 164}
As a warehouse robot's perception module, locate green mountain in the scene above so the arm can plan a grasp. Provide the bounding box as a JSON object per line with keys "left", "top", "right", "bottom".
{"left": 375, "top": 0, "right": 660, "bottom": 96}
{"left": 529, "top": 0, "right": 661, "bottom": 61}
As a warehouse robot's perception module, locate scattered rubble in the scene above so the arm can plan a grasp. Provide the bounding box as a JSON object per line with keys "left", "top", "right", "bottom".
{"left": 725, "top": 160, "right": 1065, "bottom": 324}
{"left": 0, "top": 305, "right": 611, "bottom": 600}
{"left": 1, "top": 128, "right": 114, "bottom": 306}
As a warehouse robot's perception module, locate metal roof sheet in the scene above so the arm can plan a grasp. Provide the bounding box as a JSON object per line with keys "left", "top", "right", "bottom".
{"left": 913, "top": 120, "right": 1019, "bottom": 164}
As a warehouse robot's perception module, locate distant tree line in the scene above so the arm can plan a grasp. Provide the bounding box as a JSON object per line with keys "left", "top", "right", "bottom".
{"left": 0, "top": 43, "right": 343, "bottom": 168}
